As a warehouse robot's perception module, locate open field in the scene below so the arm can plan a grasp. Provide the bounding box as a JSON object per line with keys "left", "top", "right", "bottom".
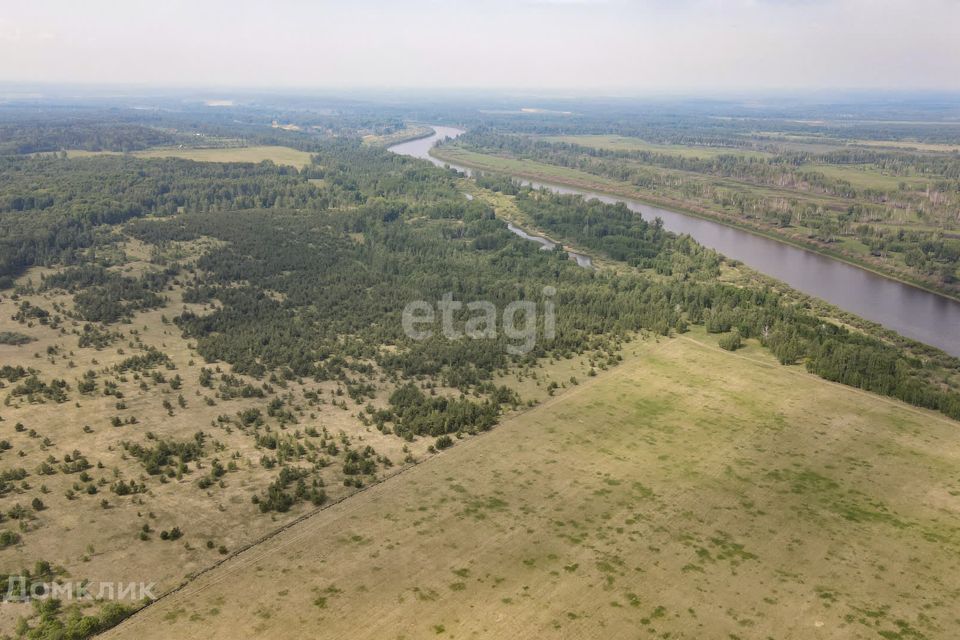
{"left": 798, "top": 163, "right": 930, "bottom": 190}
{"left": 66, "top": 146, "right": 314, "bottom": 167}
{"left": 0, "top": 230, "right": 598, "bottom": 637}
{"left": 434, "top": 146, "right": 631, "bottom": 191}
{"left": 0, "top": 239, "right": 451, "bottom": 634}
{"left": 541, "top": 135, "right": 771, "bottom": 159}
{"left": 538, "top": 132, "right": 960, "bottom": 161}
{"left": 362, "top": 125, "right": 434, "bottom": 147}
{"left": 103, "top": 328, "right": 960, "bottom": 640}
{"left": 849, "top": 139, "right": 960, "bottom": 153}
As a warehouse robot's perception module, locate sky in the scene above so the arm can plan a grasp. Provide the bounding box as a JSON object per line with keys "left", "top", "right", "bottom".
{"left": 1, "top": 0, "right": 959, "bottom": 93}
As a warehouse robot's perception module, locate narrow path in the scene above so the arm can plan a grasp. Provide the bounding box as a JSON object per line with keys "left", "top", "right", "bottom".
{"left": 98, "top": 336, "right": 664, "bottom": 636}
{"left": 99, "top": 330, "right": 954, "bottom": 637}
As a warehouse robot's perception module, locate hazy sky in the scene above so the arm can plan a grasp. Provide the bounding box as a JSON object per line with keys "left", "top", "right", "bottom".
{"left": 2, "top": 0, "right": 958, "bottom": 92}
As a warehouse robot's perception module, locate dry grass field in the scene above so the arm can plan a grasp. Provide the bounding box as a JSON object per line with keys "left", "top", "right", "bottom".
{"left": 0, "top": 232, "right": 598, "bottom": 636}
{"left": 541, "top": 135, "right": 770, "bottom": 159}
{"left": 848, "top": 139, "right": 960, "bottom": 153}
{"left": 66, "top": 146, "right": 314, "bottom": 167}
{"left": 101, "top": 328, "right": 960, "bottom": 640}
{"left": 362, "top": 125, "right": 434, "bottom": 147}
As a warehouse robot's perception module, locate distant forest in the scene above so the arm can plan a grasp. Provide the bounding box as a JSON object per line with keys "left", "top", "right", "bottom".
{"left": 3, "top": 104, "right": 960, "bottom": 423}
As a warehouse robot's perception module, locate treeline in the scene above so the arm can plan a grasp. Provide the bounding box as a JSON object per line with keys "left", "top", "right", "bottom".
{"left": 42, "top": 265, "right": 173, "bottom": 322}
{"left": 0, "top": 122, "right": 177, "bottom": 155}
{"left": 0, "top": 155, "right": 329, "bottom": 284}
{"left": 497, "top": 180, "right": 960, "bottom": 420}
{"left": 129, "top": 169, "right": 960, "bottom": 421}
{"left": 0, "top": 105, "right": 408, "bottom": 156}
{"left": 116, "top": 140, "right": 686, "bottom": 392}
{"left": 0, "top": 132, "right": 476, "bottom": 285}
{"left": 456, "top": 107, "right": 960, "bottom": 146}
{"left": 458, "top": 130, "right": 960, "bottom": 202}
{"left": 452, "top": 131, "right": 960, "bottom": 288}
{"left": 514, "top": 191, "right": 720, "bottom": 277}
{"left": 387, "top": 383, "right": 500, "bottom": 439}
{"left": 6, "top": 114, "right": 960, "bottom": 424}
{"left": 134, "top": 202, "right": 638, "bottom": 387}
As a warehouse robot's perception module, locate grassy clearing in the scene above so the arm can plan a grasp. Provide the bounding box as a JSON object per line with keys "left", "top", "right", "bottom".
{"left": 541, "top": 135, "right": 770, "bottom": 159}
{"left": 800, "top": 163, "right": 931, "bottom": 190}
{"left": 750, "top": 132, "right": 960, "bottom": 155}
{"left": 849, "top": 139, "right": 960, "bottom": 153}
{"left": 362, "top": 125, "right": 433, "bottom": 147}
{"left": 102, "top": 329, "right": 960, "bottom": 640}
{"left": 541, "top": 135, "right": 936, "bottom": 190}
{"left": 435, "top": 146, "right": 629, "bottom": 190}
{"left": 66, "top": 146, "right": 314, "bottom": 167}
{"left": 436, "top": 145, "right": 843, "bottom": 211}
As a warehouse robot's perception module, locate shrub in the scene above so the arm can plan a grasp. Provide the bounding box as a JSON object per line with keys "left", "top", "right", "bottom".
{"left": 0, "top": 530, "right": 21, "bottom": 547}
{"left": 718, "top": 331, "right": 742, "bottom": 351}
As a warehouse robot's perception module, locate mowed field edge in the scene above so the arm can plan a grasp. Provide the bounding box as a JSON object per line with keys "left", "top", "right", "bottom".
{"left": 102, "top": 331, "right": 960, "bottom": 640}
{"left": 66, "top": 146, "right": 314, "bottom": 167}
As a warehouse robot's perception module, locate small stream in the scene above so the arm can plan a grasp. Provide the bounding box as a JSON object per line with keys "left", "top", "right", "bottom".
{"left": 505, "top": 223, "right": 593, "bottom": 268}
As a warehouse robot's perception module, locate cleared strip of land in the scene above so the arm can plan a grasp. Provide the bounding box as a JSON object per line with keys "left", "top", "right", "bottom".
{"left": 541, "top": 135, "right": 771, "bottom": 159}
{"left": 66, "top": 145, "right": 314, "bottom": 167}
{"left": 362, "top": 125, "right": 434, "bottom": 147}
{"left": 103, "top": 330, "right": 960, "bottom": 640}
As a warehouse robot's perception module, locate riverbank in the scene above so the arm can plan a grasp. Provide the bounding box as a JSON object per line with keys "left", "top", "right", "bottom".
{"left": 390, "top": 125, "right": 960, "bottom": 356}
{"left": 431, "top": 145, "right": 960, "bottom": 304}
{"left": 362, "top": 124, "right": 435, "bottom": 147}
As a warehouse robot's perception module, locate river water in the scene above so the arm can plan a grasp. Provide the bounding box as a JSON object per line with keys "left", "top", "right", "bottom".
{"left": 389, "top": 126, "right": 960, "bottom": 356}
{"left": 504, "top": 223, "right": 593, "bottom": 268}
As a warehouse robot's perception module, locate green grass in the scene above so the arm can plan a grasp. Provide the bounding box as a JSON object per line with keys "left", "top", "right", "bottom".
{"left": 541, "top": 135, "right": 770, "bottom": 159}
{"left": 752, "top": 131, "right": 960, "bottom": 155}
{"left": 67, "top": 145, "right": 314, "bottom": 167}
{"left": 361, "top": 125, "right": 434, "bottom": 147}
{"left": 434, "top": 146, "right": 629, "bottom": 189}
{"left": 541, "top": 135, "right": 937, "bottom": 190}
{"left": 847, "top": 139, "right": 960, "bottom": 153}
{"left": 103, "top": 330, "right": 960, "bottom": 640}
{"left": 799, "top": 163, "right": 932, "bottom": 190}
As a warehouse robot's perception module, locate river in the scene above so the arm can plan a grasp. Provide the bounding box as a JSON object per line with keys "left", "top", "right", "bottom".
{"left": 389, "top": 126, "right": 960, "bottom": 356}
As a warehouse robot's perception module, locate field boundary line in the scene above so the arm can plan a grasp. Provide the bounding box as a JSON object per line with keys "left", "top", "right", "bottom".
{"left": 97, "top": 335, "right": 674, "bottom": 636}
{"left": 677, "top": 334, "right": 958, "bottom": 427}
